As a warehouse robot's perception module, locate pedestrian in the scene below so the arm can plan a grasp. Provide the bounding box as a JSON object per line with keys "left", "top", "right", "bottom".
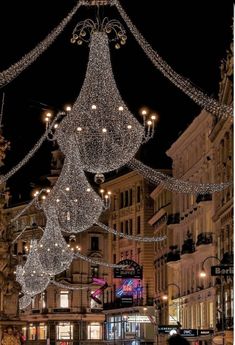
{"left": 167, "top": 334, "right": 190, "bottom": 345}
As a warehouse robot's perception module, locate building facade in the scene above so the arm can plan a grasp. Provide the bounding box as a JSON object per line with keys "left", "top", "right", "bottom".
{"left": 102, "top": 171, "right": 156, "bottom": 345}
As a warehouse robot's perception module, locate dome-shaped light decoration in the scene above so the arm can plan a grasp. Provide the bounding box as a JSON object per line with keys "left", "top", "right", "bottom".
{"left": 19, "top": 240, "right": 50, "bottom": 296}
{"left": 44, "top": 149, "right": 104, "bottom": 233}
{"left": 38, "top": 209, "right": 74, "bottom": 275}
{"left": 56, "top": 30, "right": 144, "bottom": 176}
{"left": 19, "top": 295, "right": 32, "bottom": 310}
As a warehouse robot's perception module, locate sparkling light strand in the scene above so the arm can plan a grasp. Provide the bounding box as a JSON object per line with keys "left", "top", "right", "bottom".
{"left": 128, "top": 158, "right": 232, "bottom": 194}
{"left": 114, "top": 0, "right": 232, "bottom": 119}
{"left": 51, "top": 279, "right": 90, "bottom": 290}
{"left": 96, "top": 222, "right": 166, "bottom": 242}
{"left": 0, "top": 3, "right": 81, "bottom": 88}
{"left": 0, "top": 112, "right": 62, "bottom": 185}
{"left": 74, "top": 252, "right": 127, "bottom": 268}
{"left": 56, "top": 31, "right": 144, "bottom": 175}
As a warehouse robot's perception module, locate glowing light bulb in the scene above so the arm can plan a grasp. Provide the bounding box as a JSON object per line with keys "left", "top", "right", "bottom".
{"left": 86, "top": 188, "right": 91, "bottom": 192}
{"left": 151, "top": 115, "right": 157, "bottom": 120}
{"left": 77, "top": 127, "right": 82, "bottom": 131}
{"left": 56, "top": 199, "right": 60, "bottom": 203}
{"left": 54, "top": 124, "right": 59, "bottom": 129}
{"left": 100, "top": 189, "right": 104, "bottom": 193}
{"left": 119, "top": 106, "right": 124, "bottom": 111}
{"left": 142, "top": 110, "right": 147, "bottom": 116}
{"left": 46, "top": 112, "right": 52, "bottom": 117}
{"left": 46, "top": 189, "right": 51, "bottom": 193}
{"left": 91, "top": 104, "right": 97, "bottom": 110}
{"left": 107, "top": 191, "right": 111, "bottom": 195}
{"left": 42, "top": 195, "right": 46, "bottom": 200}
{"left": 66, "top": 106, "right": 72, "bottom": 112}
{"left": 102, "top": 128, "right": 107, "bottom": 133}
{"left": 147, "top": 120, "right": 152, "bottom": 126}
{"left": 127, "top": 125, "right": 132, "bottom": 129}
{"left": 65, "top": 187, "right": 70, "bottom": 191}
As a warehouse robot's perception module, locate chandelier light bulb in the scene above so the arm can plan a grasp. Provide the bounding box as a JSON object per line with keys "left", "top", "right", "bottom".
{"left": 127, "top": 125, "right": 132, "bottom": 129}
{"left": 54, "top": 123, "right": 59, "bottom": 129}
{"left": 91, "top": 104, "right": 97, "bottom": 109}
{"left": 151, "top": 115, "right": 157, "bottom": 120}
{"left": 147, "top": 120, "right": 152, "bottom": 126}
{"left": 118, "top": 106, "right": 124, "bottom": 111}
{"left": 65, "top": 187, "right": 70, "bottom": 191}
{"left": 46, "top": 112, "right": 52, "bottom": 117}
{"left": 77, "top": 127, "right": 82, "bottom": 131}
{"left": 142, "top": 109, "right": 147, "bottom": 116}
{"left": 66, "top": 106, "right": 72, "bottom": 112}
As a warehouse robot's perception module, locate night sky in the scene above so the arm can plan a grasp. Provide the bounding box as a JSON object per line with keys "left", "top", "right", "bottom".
{"left": 0, "top": 1, "right": 233, "bottom": 202}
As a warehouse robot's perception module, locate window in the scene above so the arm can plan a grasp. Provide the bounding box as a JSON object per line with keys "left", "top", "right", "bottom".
{"left": 113, "top": 254, "right": 116, "bottom": 263}
{"left": 91, "top": 265, "right": 99, "bottom": 278}
{"left": 129, "top": 189, "right": 133, "bottom": 205}
{"left": 28, "top": 324, "right": 37, "bottom": 340}
{"left": 38, "top": 323, "right": 47, "bottom": 340}
{"left": 87, "top": 323, "right": 102, "bottom": 340}
{"left": 137, "top": 186, "right": 141, "bottom": 203}
{"left": 125, "top": 220, "right": 129, "bottom": 234}
{"left": 60, "top": 291, "right": 69, "bottom": 308}
{"left": 120, "top": 192, "right": 124, "bottom": 208}
{"left": 137, "top": 216, "right": 141, "bottom": 234}
{"left": 124, "top": 190, "right": 129, "bottom": 207}
{"left": 91, "top": 237, "right": 99, "bottom": 251}
{"left": 56, "top": 322, "right": 73, "bottom": 340}
{"left": 113, "top": 224, "right": 116, "bottom": 241}
{"left": 41, "top": 292, "right": 46, "bottom": 308}
{"left": 129, "top": 219, "right": 133, "bottom": 235}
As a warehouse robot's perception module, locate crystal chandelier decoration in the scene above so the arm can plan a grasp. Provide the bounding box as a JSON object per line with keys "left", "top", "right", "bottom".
{"left": 16, "top": 240, "right": 50, "bottom": 296}
{"left": 38, "top": 208, "right": 74, "bottom": 276}
{"left": 43, "top": 146, "right": 104, "bottom": 233}
{"left": 19, "top": 294, "right": 32, "bottom": 310}
{"left": 56, "top": 19, "right": 154, "bottom": 181}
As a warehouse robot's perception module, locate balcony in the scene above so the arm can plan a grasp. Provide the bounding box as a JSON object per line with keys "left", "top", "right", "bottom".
{"left": 167, "top": 213, "right": 180, "bottom": 225}
{"left": 196, "top": 193, "right": 212, "bottom": 204}
{"left": 181, "top": 232, "right": 195, "bottom": 255}
{"left": 166, "top": 245, "right": 181, "bottom": 263}
{"left": 196, "top": 232, "right": 213, "bottom": 246}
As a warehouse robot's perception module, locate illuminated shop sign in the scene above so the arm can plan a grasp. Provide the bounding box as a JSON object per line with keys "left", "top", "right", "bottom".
{"left": 114, "top": 259, "right": 143, "bottom": 279}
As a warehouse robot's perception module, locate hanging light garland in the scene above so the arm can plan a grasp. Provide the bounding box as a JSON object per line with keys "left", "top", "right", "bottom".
{"left": 17, "top": 240, "right": 50, "bottom": 296}
{"left": 0, "top": 3, "right": 81, "bottom": 88}
{"left": 43, "top": 146, "right": 104, "bottom": 233}
{"left": 56, "top": 25, "right": 153, "bottom": 182}
{"left": 0, "top": 111, "right": 62, "bottom": 186}
{"left": 96, "top": 222, "right": 166, "bottom": 242}
{"left": 51, "top": 279, "right": 90, "bottom": 290}
{"left": 38, "top": 208, "right": 74, "bottom": 276}
{"left": 128, "top": 158, "right": 232, "bottom": 194}
{"left": 114, "top": 0, "right": 232, "bottom": 119}
{"left": 74, "top": 251, "right": 127, "bottom": 268}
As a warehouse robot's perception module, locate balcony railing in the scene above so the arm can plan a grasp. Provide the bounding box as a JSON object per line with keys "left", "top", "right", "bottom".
{"left": 196, "top": 232, "right": 213, "bottom": 246}
{"left": 167, "top": 213, "right": 180, "bottom": 225}
{"left": 166, "top": 246, "right": 181, "bottom": 262}
{"left": 196, "top": 193, "right": 212, "bottom": 203}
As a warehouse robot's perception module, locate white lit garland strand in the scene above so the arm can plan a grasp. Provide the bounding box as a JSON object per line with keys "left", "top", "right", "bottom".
{"left": 51, "top": 279, "right": 90, "bottom": 290}
{"left": 96, "top": 222, "right": 166, "bottom": 242}
{"left": 56, "top": 30, "right": 144, "bottom": 175}
{"left": 0, "top": 2, "right": 81, "bottom": 88}
{"left": 128, "top": 158, "right": 232, "bottom": 194}
{"left": 74, "top": 251, "right": 127, "bottom": 268}
{"left": 0, "top": 112, "right": 62, "bottom": 186}
{"left": 114, "top": 0, "right": 232, "bottom": 119}
{"left": 43, "top": 146, "right": 104, "bottom": 233}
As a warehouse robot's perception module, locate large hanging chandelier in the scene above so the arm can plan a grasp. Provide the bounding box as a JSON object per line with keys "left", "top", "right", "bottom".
{"left": 19, "top": 294, "right": 32, "bottom": 310}
{"left": 56, "top": 20, "right": 153, "bottom": 179}
{"left": 16, "top": 240, "right": 50, "bottom": 296}
{"left": 38, "top": 209, "right": 74, "bottom": 276}
{"left": 44, "top": 147, "right": 104, "bottom": 233}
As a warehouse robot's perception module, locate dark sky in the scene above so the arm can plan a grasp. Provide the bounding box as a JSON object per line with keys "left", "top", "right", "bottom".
{"left": 0, "top": 0, "right": 233, "bottom": 202}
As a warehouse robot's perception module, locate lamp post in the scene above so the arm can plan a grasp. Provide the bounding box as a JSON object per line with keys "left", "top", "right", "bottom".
{"left": 162, "top": 283, "right": 181, "bottom": 327}
{"left": 199, "top": 256, "right": 224, "bottom": 345}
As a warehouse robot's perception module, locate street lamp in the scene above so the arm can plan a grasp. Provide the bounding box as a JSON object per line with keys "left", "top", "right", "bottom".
{"left": 162, "top": 283, "right": 181, "bottom": 327}
{"left": 199, "top": 256, "right": 224, "bottom": 344}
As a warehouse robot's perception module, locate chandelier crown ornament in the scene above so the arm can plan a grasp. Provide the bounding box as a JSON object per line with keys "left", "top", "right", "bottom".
{"left": 17, "top": 240, "right": 50, "bottom": 296}
{"left": 71, "top": 17, "right": 127, "bottom": 47}
{"left": 38, "top": 210, "right": 74, "bottom": 276}
{"left": 56, "top": 31, "right": 145, "bottom": 175}
{"left": 43, "top": 148, "right": 104, "bottom": 233}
